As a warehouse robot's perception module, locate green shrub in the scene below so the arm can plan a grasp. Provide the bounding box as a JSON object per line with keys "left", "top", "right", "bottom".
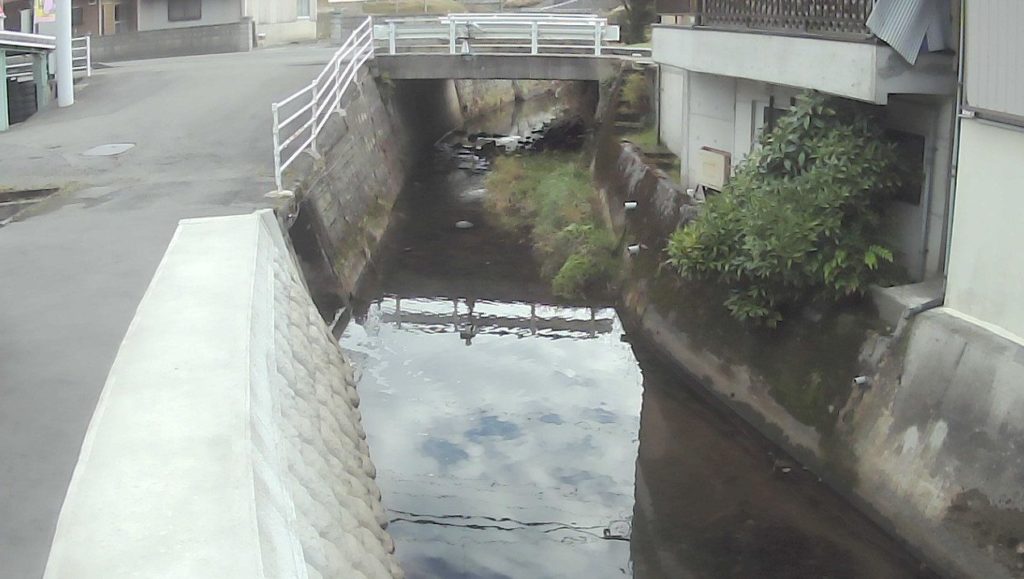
{"left": 486, "top": 155, "right": 619, "bottom": 299}
{"left": 665, "top": 92, "right": 901, "bottom": 326}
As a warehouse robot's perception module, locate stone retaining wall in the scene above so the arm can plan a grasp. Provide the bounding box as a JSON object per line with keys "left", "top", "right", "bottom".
{"left": 284, "top": 71, "right": 464, "bottom": 309}
{"left": 44, "top": 210, "right": 401, "bottom": 579}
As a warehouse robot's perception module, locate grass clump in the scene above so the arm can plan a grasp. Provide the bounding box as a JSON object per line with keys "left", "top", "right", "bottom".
{"left": 486, "top": 153, "right": 619, "bottom": 300}
{"left": 620, "top": 72, "right": 650, "bottom": 115}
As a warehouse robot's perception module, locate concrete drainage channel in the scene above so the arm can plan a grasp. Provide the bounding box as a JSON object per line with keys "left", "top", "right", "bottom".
{"left": 0, "top": 188, "right": 58, "bottom": 225}
{"left": 37, "top": 68, "right": 1020, "bottom": 579}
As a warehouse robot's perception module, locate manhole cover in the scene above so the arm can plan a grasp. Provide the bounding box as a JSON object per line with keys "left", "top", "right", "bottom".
{"left": 82, "top": 143, "right": 135, "bottom": 157}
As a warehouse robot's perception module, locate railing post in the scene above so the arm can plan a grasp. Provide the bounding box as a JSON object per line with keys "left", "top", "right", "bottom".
{"left": 85, "top": 35, "right": 91, "bottom": 77}
{"left": 0, "top": 50, "right": 9, "bottom": 133}
{"left": 272, "top": 104, "right": 283, "bottom": 191}
{"left": 367, "top": 17, "right": 375, "bottom": 57}
{"left": 449, "top": 19, "right": 456, "bottom": 54}
{"left": 309, "top": 79, "right": 319, "bottom": 156}
{"left": 388, "top": 21, "right": 396, "bottom": 55}
{"left": 334, "top": 51, "right": 342, "bottom": 113}
{"left": 531, "top": 21, "right": 538, "bottom": 55}
{"left": 594, "top": 22, "right": 602, "bottom": 55}
{"left": 31, "top": 52, "right": 50, "bottom": 110}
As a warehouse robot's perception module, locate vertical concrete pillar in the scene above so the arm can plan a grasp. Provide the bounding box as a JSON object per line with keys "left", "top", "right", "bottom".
{"left": 33, "top": 52, "right": 50, "bottom": 110}
{"left": 55, "top": 0, "right": 73, "bottom": 107}
{"left": 0, "top": 50, "right": 9, "bottom": 132}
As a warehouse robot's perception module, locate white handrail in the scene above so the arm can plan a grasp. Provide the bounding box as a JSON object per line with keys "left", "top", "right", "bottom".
{"left": 271, "top": 17, "right": 375, "bottom": 191}
{"left": 373, "top": 13, "right": 619, "bottom": 56}
{"left": 5, "top": 35, "right": 92, "bottom": 80}
{"left": 270, "top": 13, "right": 648, "bottom": 190}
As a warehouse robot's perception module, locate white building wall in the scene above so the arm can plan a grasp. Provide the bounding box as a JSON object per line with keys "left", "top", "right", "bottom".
{"left": 882, "top": 96, "right": 954, "bottom": 281}
{"left": 138, "top": 0, "right": 242, "bottom": 30}
{"left": 946, "top": 119, "right": 1024, "bottom": 342}
{"left": 684, "top": 72, "right": 735, "bottom": 190}
{"left": 659, "top": 65, "right": 686, "bottom": 162}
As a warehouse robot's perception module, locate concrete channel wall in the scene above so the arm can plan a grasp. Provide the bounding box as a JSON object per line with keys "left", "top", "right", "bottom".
{"left": 44, "top": 210, "right": 402, "bottom": 579}
{"left": 285, "top": 70, "right": 532, "bottom": 308}
{"left": 596, "top": 75, "right": 1024, "bottom": 579}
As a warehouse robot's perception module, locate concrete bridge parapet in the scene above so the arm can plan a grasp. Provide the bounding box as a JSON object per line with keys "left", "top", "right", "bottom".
{"left": 372, "top": 54, "right": 622, "bottom": 82}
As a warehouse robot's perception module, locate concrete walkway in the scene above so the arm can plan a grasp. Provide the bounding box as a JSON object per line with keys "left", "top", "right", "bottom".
{"left": 0, "top": 45, "right": 336, "bottom": 579}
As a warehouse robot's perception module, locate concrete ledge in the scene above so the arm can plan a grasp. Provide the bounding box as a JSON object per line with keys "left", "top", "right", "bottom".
{"left": 372, "top": 54, "right": 619, "bottom": 81}
{"left": 44, "top": 210, "right": 402, "bottom": 579}
{"left": 869, "top": 279, "right": 943, "bottom": 328}
{"left": 651, "top": 25, "right": 955, "bottom": 104}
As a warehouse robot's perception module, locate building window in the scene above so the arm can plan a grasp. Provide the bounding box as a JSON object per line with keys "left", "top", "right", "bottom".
{"left": 296, "top": 0, "right": 309, "bottom": 18}
{"left": 168, "top": 0, "right": 201, "bottom": 22}
{"left": 886, "top": 129, "right": 926, "bottom": 206}
{"left": 71, "top": 6, "right": 84, "bottom": 26}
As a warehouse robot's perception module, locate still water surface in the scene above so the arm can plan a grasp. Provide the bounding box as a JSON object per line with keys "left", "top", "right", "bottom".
{"left": 339, "top": 98, "right": 936, "bottom": 579}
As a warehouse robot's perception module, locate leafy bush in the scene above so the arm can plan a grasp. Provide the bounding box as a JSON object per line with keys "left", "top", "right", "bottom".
{"left": 665, "top": 92, "right": 901, "bottom": 326}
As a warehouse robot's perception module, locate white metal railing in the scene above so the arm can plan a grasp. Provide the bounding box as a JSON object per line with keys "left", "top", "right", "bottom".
{"left": 0, "top": 30, "right": 57, "bottom": 51}
{"left": 270, "top": 13, "right": 650, "bottom": 189}
{"left": 271, "top": 17, "right": 374, "bottom": 191}
{"left": 5, "top": 35, "right": 91, "bottom": 80}
{"left": 73, "top": 36, "right": 92, "bottom": 77}
{"left": 373, "top": 13, "right": 628, "bottom": 56}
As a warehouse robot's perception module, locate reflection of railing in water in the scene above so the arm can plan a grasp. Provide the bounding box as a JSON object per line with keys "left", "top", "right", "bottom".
{"left": 379, "top": 296, "right": 615, "bottom": 339}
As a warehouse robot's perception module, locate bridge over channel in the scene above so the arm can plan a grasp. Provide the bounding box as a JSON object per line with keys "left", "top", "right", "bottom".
{"left": 271, "top": 13, "right": 650, "bottom": 189}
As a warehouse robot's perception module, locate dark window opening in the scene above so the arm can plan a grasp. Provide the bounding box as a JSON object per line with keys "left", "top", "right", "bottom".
{"left": 71, "top": 6, "right": 84, "bottom": 26}
{"left": 762, "top": 98, "right": 790, "bottom": 133}
{"left": 168, "top": 0, "right": 201, "bottom": 22}
{"left": 886, "top": 129, "right": 926, "bottom": 206}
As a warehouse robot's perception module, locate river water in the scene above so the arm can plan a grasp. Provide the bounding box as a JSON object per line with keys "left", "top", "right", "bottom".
{"left": 339, "top": 96, "right": 937, "bottom": 579}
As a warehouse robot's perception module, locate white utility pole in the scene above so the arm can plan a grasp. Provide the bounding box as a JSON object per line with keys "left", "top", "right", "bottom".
{"left": 55, "top": 0, "right": 73, "bottom": 107}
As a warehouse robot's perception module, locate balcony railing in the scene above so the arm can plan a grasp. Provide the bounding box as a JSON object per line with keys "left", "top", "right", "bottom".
{"left": 684, "top": 0, "right": 876, "bottom": 37}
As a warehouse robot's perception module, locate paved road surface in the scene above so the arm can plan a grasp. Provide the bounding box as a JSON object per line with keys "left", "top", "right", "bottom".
{"left": 0, "top": 45, "right": 336, "bottom": 579}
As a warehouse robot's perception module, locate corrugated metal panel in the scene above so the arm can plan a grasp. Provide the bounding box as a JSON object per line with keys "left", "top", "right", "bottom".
{"left": 867, "top": 0, "right": 951, "bottom": 65}
{"left": 964, "top": 0, "right": 1024, "bottom": 120}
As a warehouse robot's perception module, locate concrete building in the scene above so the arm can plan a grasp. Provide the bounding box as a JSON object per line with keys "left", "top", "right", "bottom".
{"left": 1, "top": 0, "right": 316, "bottom": 55}
{"left": 651, "top": 0, "right": 958, "bottom": 281}
{"left": 945, "top": 0, "right": 1024, "bottom": 343}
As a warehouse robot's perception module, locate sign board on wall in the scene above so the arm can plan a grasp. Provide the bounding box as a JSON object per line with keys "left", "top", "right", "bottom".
{"left": 697, "top": 147, "right": 731, "bottom": 191}
{"left": 34, "top": 0, "right": 55, "bottom": 23}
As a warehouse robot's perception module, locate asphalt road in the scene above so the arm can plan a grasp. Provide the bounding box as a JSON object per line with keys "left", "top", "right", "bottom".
{"left": 0, "top": 45, "right": 336, "bottom": 579}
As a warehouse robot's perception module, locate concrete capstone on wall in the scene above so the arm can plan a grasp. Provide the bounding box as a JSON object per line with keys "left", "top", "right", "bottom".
{"left": 44, "top": 210, "right": 401, "bottom": 579}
